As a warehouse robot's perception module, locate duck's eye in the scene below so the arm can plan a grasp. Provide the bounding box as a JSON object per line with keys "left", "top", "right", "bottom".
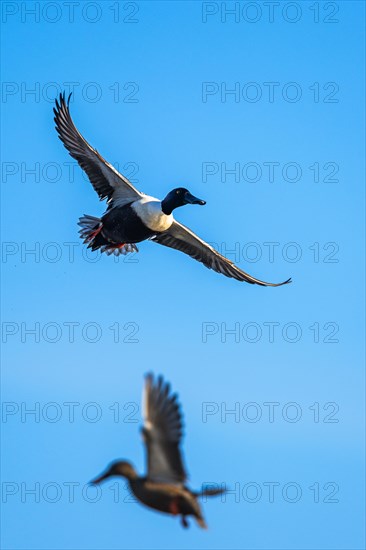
{"left": 176, "top": 190, "right": 180, "bottom": 194}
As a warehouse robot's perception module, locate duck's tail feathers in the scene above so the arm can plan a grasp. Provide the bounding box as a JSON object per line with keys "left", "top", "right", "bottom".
{"left": 195, "top": 486, "right": 226, "bottom": 498}
{"left": 78, "top": 215, "right": 139, "bottom": 256}
{"left": 100, "top": 243, "right": 139, "bottom": 256}
{"left": 195, "top": 516, "right": 208, "bottom": 530}
{"left": 78, "top": 215, "right": 102, "bottom": 244}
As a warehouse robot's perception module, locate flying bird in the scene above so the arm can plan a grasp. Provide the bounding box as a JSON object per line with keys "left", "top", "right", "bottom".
{"left": 90, "top": 373, "right": 224, "bottom": 529}
{"left": 54, "top": 92, "right": 291, "bottom": 286}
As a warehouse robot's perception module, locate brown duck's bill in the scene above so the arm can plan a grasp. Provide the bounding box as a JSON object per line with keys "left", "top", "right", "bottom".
{"left": 89, "top": 471, "right": 110, "bottom": 485}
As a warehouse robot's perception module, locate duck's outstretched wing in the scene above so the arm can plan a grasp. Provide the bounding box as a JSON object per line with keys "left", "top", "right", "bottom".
{"left": 142, "top": 373, "right": 187, "bottom": 485}
{"left": 151, "top": 221, "right": 292, "bottom": 286}
{"left": 53, "top": 92, "right": 142, "bottom": 207}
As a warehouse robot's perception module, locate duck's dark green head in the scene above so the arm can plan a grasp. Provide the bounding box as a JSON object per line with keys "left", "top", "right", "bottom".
{"left": 90, "top": 460, "right": 138, "bottom": 484}
{"left": 161, "top": 188, "right": 206, "bottom": 215}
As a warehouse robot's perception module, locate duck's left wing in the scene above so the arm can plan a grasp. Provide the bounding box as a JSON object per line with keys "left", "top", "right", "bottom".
{"left": 151, "top": 221, "right": 291, "bottom": 286}
{"left": 142, "top": 374, "right": 187, "bottom": 485}
{"left": 54, "top": 92, "right": 142, "bottom": 207}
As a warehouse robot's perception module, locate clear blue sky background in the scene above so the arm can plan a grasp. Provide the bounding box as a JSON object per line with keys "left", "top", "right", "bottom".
{"left": 1, "top": 1, "right": 365, "bottom": 549}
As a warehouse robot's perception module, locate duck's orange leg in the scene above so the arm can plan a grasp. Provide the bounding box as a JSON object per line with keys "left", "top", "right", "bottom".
{"left": 181, "top": 516, "right": 189, "bottom": 528}
{"left": 86, "top": 224, "right": 103, "bottom": 242}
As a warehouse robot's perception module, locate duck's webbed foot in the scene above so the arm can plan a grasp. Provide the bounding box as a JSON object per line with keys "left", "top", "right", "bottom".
{"left": 181, "top": 516, "right": 189, "bottom": 529}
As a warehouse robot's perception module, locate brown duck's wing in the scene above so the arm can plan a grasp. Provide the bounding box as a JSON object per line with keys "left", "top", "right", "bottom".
{"left": 53, "top": 92, "right": 142, "bottom": 207}
{"left": 142, "top": 374, "right": 187, "bottom": 485}
{"left": 151, "top": 220, "right": 292, "bottom": 286}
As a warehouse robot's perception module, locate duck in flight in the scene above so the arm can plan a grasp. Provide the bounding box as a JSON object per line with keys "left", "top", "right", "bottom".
{"left": 90, "top": 373, "right": 224, "bottom": 529}
{"left": 54, "top": 93, "right": 291, "bottom": 286}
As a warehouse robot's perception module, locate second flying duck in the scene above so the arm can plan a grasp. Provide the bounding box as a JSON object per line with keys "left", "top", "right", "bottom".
{"left": 90, "top": 373, "right": 224, "bottom": 528}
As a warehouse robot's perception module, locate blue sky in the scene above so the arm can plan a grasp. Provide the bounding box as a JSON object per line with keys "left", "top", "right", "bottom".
{"left": 1, "top": 1, "right": 365, "bottom": 549}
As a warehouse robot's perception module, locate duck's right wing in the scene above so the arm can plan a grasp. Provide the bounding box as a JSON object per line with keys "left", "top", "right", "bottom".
{"left": 142, "top": 374, "right": 187, "bottom": 485}
{"left": 151, "top": 221, "right": 292, "bottom": 286}
{"left": 54, "top": 92, "right": 142, "bottom": 208}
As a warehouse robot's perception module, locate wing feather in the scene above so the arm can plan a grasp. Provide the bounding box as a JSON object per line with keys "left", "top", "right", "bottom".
{"left": 142, "top": 374, "right": 186, "bottom": 485}
{"left": 151, "top": 221, "right": 291, "bottom": 286}
{"left": 53, "top": 92, "right": 142, "bottom": 207}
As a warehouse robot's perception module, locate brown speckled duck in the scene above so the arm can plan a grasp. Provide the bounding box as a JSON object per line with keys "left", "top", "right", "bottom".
{"left": 90, "top": 373, "right": 224, "bottom": 529}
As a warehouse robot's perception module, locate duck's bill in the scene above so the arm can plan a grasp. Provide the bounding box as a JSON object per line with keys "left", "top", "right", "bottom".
{"left": 89, "top": 472, "right": 109, "bottom": 485}
{"left": 185, "top": 192, "right": 206, "bottom": 205}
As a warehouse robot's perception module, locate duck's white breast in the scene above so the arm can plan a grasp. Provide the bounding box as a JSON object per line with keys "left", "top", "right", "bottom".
{"left": 131, "top": 196, "right": 173, "bottom": 232}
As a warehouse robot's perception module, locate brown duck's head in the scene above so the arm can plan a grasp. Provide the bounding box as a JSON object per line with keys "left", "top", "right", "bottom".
{"left": 90, "top": 460, "right": 138, "bottom": 484}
